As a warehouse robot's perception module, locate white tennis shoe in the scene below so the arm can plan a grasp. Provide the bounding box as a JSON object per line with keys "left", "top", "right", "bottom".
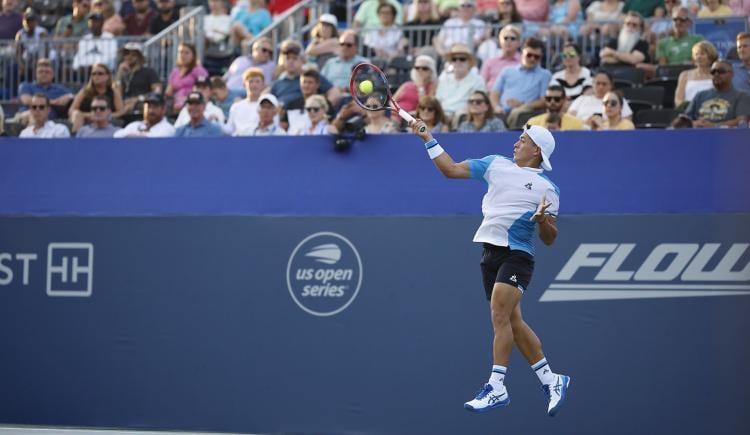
{"left": 543, "top": 374, "right": 571, "bottom": 416}
{"left": 464, "top": 383, "right": 510, "bottom": 412}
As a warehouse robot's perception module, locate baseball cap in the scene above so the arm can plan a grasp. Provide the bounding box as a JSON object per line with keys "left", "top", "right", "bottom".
{"left": 194, "top": 76, "right": 210, "bottom": 87}
{"left": 319, "top": 13, "right": 338, "bottom": 27}
{"left": 145, "top": 93, "right": 165, "bottom": 105}
{"left": 524, "top": 124, "right": 555, "bottom": 171}
{"left": 186, "top": 91, "right": 204, "bottom": 104}
{"left": 259, "top": 94, "right": 279, "bottom": 108}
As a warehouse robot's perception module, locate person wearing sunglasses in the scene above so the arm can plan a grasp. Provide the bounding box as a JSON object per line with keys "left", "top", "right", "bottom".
{"left": 289, "top": 94, "right": 333, "bottom": 135}
{"left": 362, "top": 95, "right": 399, "bottom": 134}
{"left": 321, "top": 30, "right": 369, "bottom": 89}
{"left": 436, "top": 43, "right": 488, "bottom": 121}
{"left": 415, "top": 95, "right": 449, "bottom": 132}
{"left": 527, "top": 85, "right": 584, "bottom": 130}
{"left": 408, "top": 118, "right": 571, "bottom": 416}
{"left": 69, "top": 63, "right": 124, "bottom": 134}
{"left": 223, "top": 37, "right": 275, "bottom": 92}
{"left": 480, "top": 25, "right": 521, "bottom": 90}
{"left": 280, "top": 69, "right": 335, "bottom": 132}
{"left": 76, "top": 95, "right": 121, "bottom": 137}
{"left": 586, "top": 91, "right": 634, "bottom": 130}
{"left": 685, "top": 60, "right": 750, "bottom": 128}
{"left": 599, "top": 11, "right": 650, "bottom": 67}
{"left": 19, "top": 93, "right": 71, "bottom": 138}
{"left": 551, "top": 42, "right": 591, "bottom": 100}
{"left": 656, "top": 7, "right": 704, "bottom": 66}
{"left": 456, "top": 90, "right": 506, "bottom": 132}
{"left": 393, "top": 55, "right": 438, "bottom": 113}
{"left": 490, "top": 37, "right": 551, "bottom": 129}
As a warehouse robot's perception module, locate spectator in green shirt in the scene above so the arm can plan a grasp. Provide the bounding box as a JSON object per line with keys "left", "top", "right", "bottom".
{"left": 656, "top": 6, "right": 703, "bottom": 65}
{"left": 55, "top": 0, "right": 92, "bottom": 37}
{"left": 623, "top": 0, "right": 662, "bottom": 17}
{"left": 353, "top": 0, "right": 403, "bottom": 29}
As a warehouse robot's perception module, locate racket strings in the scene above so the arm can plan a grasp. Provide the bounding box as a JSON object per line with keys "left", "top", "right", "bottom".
{"left": 352, "top": 66, "right": 390, "bottom": 111}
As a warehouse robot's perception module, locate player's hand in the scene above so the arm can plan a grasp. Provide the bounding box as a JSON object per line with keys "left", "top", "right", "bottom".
{"left": 531, "top": 194, "right": 552, "bottom": 223}
{"left": 409, "top": 119, "right": 433, "bottom": 142}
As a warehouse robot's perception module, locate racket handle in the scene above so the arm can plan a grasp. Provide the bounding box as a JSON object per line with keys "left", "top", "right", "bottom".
{"left": 398, "top": 109, "right": 426, "bottom": 133}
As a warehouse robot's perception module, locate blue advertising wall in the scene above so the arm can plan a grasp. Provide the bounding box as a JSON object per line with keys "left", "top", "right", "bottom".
{"left": 1, "top": 130, "right": 749, "bottom": 435}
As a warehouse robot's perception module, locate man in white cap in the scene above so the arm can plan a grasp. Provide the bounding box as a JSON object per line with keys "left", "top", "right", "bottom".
{"left": 252, "top": 94, "right": 286, "bottom": 136}
{"left": 409, "top": 119, "right": 571, "bottom": 417}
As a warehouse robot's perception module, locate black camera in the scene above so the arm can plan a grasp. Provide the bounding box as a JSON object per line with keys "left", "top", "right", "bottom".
{"left": 333, "top": 115, "right": 366, "bottom": 152}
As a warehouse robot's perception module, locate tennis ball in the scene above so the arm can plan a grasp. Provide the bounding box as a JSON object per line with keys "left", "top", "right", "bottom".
{"left": 359, "top": 80, "right": 374, "bottom": 95}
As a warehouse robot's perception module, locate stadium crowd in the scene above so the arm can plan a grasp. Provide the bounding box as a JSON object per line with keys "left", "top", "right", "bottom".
{"left": 1, "top": 0, "right": 749, "bottom": 138}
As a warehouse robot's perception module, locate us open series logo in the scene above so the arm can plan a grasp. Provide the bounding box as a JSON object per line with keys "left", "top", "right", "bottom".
{"left": 286, "top": 232, "right": 363, "bottom": 316}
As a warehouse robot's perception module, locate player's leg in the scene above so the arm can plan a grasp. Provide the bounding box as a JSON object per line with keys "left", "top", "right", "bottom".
{"left": 465, "top": 248, "right": 517, "bottom": 413}
{"left": 510, "top": 295, "right": 571, "bottom": 416}
{"left": 490, "top": 282, "right": 523, "bottom": 367}
{"left": 510, "top": 302, "right": 544, "bottom": 364}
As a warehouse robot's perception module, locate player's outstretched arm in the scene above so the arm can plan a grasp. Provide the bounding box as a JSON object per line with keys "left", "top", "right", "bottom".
{"left": 409, "top": 119, "right": 470, "bottom": 179}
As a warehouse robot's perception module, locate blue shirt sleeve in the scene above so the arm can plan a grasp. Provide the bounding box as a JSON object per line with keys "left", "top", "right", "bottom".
{"left": 468, "top": 155, "right": 497, "bottom": 180}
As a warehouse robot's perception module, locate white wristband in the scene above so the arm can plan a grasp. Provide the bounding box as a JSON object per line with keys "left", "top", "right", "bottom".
{"left": 428, "top": 144, "right": 444, "bottom": 159}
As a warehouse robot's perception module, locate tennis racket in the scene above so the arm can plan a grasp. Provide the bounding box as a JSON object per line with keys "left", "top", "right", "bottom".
{"left": 349, "top": 62, "right": 426, "bottom": 133}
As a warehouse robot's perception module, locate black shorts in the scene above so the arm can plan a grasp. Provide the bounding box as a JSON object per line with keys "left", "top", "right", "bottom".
{"left": 480, "top": 243, "right": 535, "bottom": 300}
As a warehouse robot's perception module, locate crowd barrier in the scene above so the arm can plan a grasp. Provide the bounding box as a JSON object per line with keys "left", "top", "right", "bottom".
{"left": 0, "top": 129, "right": 749, "bottom": 434}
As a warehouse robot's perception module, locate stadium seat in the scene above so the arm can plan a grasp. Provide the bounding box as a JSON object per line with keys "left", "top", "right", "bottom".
{"left": 642, "top": 78, "right": 678, "bottom": 108}
{"left": 627, "top": 100, "right": 654, "bottom": 115}
{"left": 601, "top": 65, "right": 645, "bottom": 87}
{"left": 655, "top": 64, "right": 692, "bottom": 80}
{"left": 386, "top": 55, "right": 414, "bottom": 90}
{"left": 634, "top": 108, "right": 679, "bottom": 128}
{"left": 622, "top": 86, "right": 665, "bottom": 109}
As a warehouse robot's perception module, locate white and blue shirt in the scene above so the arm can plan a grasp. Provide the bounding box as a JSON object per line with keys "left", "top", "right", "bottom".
{"left": 468, "top": 155, "right": 560, "bottom": 257}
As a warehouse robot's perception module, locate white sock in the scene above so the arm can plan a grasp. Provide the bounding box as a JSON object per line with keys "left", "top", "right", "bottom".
{"left": 488, "top": 365, "right": 506, "bottom": 389}
{"left": 532, "top": 358, "right": 556, "bottom": 385}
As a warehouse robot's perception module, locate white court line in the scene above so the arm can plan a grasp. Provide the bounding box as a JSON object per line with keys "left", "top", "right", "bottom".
{"left": 0, "top": 427, "right": 259, "bottom": 435}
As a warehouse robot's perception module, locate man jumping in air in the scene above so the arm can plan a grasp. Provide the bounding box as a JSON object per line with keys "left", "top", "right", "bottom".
{"left": 409, "top": 119, "right": 571, "bottom": 416}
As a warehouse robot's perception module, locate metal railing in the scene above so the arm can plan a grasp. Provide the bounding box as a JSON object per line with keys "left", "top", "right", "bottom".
{"left": 248, "top": 0, "right": 329, "bottom": 58}
{"left": 0, "top": 35, "right": 148, "bottom": 102}
{"left": 143, "top": 6, "right": 206, "bottom": 85}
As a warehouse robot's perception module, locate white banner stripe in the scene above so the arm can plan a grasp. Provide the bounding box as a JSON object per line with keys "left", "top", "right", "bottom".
{"left": 539, "top": 290, "right": 750, "bottom": 302}
{"left": 547, "top": 283, "right": 750, "bottom": 290}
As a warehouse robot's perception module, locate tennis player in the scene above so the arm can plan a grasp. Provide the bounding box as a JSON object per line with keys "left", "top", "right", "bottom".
{"left": 409, "top": 120, "right": 571, "bottom": 416}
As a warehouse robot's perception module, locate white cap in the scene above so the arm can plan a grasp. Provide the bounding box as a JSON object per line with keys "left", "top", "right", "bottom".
{"left": 259, "top": 94, "right": 279, "bottom": 108}
{"left": 319, "top": 13, "right": 338, "bottom": 27}
{"left": 524, "top": 125, "right": 555, "bottom": 171}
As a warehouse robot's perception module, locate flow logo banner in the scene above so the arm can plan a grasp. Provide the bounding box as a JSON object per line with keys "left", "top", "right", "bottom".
{"left": 540, "top": 243, "right": 750, "bottom": 302}
{"left": 286, "top": 232, "right": 363, "bottom": 316}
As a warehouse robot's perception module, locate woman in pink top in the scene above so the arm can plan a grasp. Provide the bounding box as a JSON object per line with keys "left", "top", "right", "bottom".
{"left": 393, "top": 55, "right": 438, "bottom": 113}
{"left": 165, "top": 42, "right": 209, "bottom": 111}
